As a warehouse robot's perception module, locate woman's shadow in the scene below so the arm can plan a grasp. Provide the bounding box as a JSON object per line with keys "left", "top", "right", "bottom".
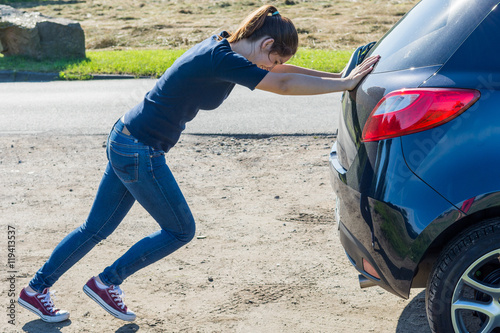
{"left": 22, "top": 320, "right": 139, "bottom": 333}
{"left": 396, "top": 289, "right": 432, "bottom": 333}
{"left": 22, "top": 319, "right": 72, "bottom": 333}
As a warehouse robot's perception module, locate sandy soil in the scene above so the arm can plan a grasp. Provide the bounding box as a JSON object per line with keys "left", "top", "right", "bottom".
{"left": 10, "top": 0, "right": 419, "bottom": 50}
{"left": 2, "top": 133, "right": 429, "bottom": 333}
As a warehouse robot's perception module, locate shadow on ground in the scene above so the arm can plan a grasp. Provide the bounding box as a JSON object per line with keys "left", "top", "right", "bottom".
{"left": 115, "top": 324, "right": 140, "bottom": 332}
{"left": 22, "top": 319, "right": 72, "bottom": 333}
{"left": 2, "top": 1, "right": 85, "bottom": 10}
{"left": 396, "top": 290, "right": 431, "bottom": 333}
{"left": 21, "top": 319, "right": 139, "bottom": 332}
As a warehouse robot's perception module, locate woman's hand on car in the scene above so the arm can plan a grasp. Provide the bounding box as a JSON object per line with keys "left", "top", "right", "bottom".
{"left": 344, "top": 55, "right": 380, "bottom": 91}
{"left": 256, "top": 55, "right": 380, "bottom": 95}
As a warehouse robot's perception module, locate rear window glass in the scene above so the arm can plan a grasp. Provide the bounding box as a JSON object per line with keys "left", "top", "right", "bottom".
{"left": 369, "top": 0, "right": 498, "bottom": 73}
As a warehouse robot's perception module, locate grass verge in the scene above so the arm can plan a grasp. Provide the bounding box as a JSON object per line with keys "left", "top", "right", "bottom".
{"left": 0, "top": 48, "right": 352, "bottom": 80}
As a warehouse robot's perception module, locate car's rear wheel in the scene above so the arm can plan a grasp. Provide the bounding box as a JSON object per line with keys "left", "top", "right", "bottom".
{"left": 426, "top": 218, "right": 500, "bottom": 333}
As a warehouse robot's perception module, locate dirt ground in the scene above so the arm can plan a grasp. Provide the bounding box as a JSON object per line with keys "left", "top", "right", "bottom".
{"left": 2, "top": 133, "right": 430, "bottom": 333}
{"left": 8, "top": 0, "right": 419, "bottom": 50}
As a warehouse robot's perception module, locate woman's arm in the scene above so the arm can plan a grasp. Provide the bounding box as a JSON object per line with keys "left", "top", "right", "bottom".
{"left": 256, "top": 55, "right": 379, "bottom": 95}
{"left": 271, "top": 64, "right": 343, "bottom": 78}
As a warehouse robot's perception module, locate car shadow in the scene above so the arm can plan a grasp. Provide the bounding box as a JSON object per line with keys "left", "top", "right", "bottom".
{"left": 396, "top": 289, "right": 431, "bottom": 333}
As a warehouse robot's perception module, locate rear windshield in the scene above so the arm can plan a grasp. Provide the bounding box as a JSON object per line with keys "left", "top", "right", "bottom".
{"left": 369, "top": 0, "right": 498, "bottom": 73}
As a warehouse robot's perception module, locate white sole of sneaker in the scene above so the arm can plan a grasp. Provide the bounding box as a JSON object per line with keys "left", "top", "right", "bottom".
{"left": 17, "top": 297, "right": 70, "bottom": 323}
{"left": 83, "top": 285, "right": 136, "bottom": 322}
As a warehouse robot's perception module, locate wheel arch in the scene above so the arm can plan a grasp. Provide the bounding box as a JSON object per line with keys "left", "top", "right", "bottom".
{"left": 411, "top": 205, "right": 500, "bottom": 288}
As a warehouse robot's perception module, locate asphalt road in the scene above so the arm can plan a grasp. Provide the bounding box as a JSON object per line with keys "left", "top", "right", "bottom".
{"left": 0, "top": 79, "right": 341, "bottom": 136}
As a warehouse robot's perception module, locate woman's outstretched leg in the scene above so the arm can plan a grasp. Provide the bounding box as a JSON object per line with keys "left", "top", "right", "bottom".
{"left": 83, "top": 138, "right": 195, "bottom": 321}
{"left": 19, "top": 162, "right": 136, "bottom": 322}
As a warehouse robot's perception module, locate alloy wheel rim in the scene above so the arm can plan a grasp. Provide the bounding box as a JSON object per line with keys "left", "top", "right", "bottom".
{"left": 451, "top": 249, "right": 500, "bottom": 333}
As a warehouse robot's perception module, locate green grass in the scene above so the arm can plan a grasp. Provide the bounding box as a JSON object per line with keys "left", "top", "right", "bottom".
{"left": 290, "top": 49, "right": 352, "bottom": 73}
{"left": 0, "top": 48, "right": 352, "bottom": 80}
{"left": 61, "top": 49, "right": 187, "bottom": 79}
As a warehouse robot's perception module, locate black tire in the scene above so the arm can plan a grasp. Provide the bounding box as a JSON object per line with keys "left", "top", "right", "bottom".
{"left": 426, "top": 218, "right": 500, "bottom": 333}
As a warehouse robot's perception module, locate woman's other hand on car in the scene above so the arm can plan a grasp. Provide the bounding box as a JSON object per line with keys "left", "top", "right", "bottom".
{"left": 344, "top": 55, "right": 380, "bottom": 91}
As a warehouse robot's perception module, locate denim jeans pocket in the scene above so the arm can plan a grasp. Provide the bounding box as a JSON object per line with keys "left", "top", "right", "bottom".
{"left": 109, "top": 143, "right": 139, "bottom": 183}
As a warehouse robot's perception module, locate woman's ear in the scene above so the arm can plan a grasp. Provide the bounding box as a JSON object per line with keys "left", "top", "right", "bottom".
{"left": 260, "top": 38, "right": 275, "bottom": 51}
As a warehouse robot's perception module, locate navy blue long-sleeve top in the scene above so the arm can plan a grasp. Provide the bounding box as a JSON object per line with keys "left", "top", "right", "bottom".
{"left": 123, "top": 32, "right": 269, "bottom": 152}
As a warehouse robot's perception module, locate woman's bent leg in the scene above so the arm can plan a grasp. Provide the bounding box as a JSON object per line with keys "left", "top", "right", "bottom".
{"left": 99, "top": 150, "right": 195, "bottom": 286}
{"left": 29, "top": 163, "right": 135, "bottom": 292}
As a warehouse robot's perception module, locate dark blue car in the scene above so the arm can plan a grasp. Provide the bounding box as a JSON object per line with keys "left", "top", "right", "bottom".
{"left": 329, "top": 0, "right": 500, "bottom": 332}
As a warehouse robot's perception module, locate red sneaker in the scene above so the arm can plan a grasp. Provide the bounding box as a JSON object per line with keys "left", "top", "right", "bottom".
{"left": 18, "top": 287, "right": 70, "bottom": 323}
{"left": 83, "top": 277, "right": 136, "bottom": 321}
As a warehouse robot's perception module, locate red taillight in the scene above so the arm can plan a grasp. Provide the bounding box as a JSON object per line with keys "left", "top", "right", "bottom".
{"left": 361, "top": 88, "right": 480, "bottom": 142}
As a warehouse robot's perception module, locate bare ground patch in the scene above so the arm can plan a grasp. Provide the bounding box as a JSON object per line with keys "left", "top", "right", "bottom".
{"left": 8, "top": 0, "right": 419, "bottom": 50}
{"left": 2, "top": 133, "right": 429, "bottom": 332}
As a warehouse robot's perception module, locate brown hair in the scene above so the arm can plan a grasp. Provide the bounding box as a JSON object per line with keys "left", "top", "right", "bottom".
{"left": 227, "top": 5, "right": 298, "bottom": 57}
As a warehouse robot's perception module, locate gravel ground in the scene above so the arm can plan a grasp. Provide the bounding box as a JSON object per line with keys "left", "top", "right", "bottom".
{"left": 2, "top": 133, "right": 429, "bottom": 333}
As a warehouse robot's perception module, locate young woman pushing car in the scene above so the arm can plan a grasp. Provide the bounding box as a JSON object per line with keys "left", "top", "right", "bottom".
{"left": 18, "top": 4, "right": 379, "bottom": 322}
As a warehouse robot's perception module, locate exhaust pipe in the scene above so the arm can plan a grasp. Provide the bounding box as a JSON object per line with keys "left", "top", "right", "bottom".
{"left": 359, "top": 275, "right": 377, "bottom": 289}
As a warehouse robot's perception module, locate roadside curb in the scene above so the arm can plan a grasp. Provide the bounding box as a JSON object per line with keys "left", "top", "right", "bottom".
{"left": 0, "top": 70, "right": 150, "bottom": 82}
{"left": 0, "top": 70, "right": 59, "bottom": 82}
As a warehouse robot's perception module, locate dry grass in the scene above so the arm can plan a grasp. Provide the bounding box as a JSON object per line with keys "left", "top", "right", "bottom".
{"left": 7, "top": 0, "right": 419, "bottom": 51}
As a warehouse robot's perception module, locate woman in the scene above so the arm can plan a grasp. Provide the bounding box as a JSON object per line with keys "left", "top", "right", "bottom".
{"left": 18, "top": 5, "right": 379, "bottom": 323}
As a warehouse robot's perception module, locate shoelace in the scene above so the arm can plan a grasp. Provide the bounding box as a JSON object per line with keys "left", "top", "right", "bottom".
{"left": 108, "top": 286, "right": 126, "bottom": 310}
{"left": 37, "top": 290, "right": 58, "bottom": 313}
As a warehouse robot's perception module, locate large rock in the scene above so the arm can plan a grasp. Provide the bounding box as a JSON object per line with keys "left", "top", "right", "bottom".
{"left": 0, "top": 5, "right": 85, "bottom": 59}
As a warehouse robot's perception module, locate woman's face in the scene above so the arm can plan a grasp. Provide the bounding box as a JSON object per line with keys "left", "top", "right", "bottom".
{"left": 254, "top": 51, "right": 292, "bottom": 71}
{"left": 251, "top": 38, "right": 292, "bottom": 71}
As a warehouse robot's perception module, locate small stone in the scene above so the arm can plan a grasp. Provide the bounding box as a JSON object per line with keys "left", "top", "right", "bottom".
{"left": 274, "top": 195, "right": 280, "bottom": 199}
{"left": 208, "top": 277, "right": 214, "bottom": 282}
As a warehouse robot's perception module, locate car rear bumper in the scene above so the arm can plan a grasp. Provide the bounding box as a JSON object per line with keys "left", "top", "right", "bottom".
{"left": 338, "top": 219, "right": 399, "bottom": 294}
{"left": 330, "top": 142, "right": 406, "bottom": 297}
{"left": 329, "top": 139, "right": 461, "bottom": 299}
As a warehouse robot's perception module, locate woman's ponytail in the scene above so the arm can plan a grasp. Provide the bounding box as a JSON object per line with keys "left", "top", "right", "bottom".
{"left": 227, "top": 5, "right": 298, "bottom": 58}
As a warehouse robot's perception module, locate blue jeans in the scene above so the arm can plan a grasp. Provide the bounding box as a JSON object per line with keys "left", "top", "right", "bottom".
{"left": 30, "top": 119, "right": 196, "bottom": 291}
